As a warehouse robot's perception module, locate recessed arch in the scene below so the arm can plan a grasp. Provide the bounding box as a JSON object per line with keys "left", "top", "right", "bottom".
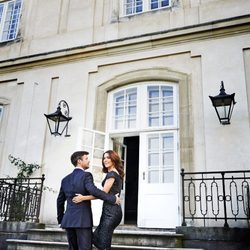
{"left": 94, "top": 67, "right": 193, "bottom": 171}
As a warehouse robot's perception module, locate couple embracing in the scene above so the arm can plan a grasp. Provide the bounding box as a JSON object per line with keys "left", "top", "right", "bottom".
{"left": 57, "top": 150, "right": 124, "bottom": 250}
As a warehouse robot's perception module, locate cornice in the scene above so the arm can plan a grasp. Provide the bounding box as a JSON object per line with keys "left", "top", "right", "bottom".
{"left": 0, "top": 14, "right": 250, "bottom": 74}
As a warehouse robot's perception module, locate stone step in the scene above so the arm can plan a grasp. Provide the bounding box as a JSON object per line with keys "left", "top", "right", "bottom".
{"left": 6, "top": 225, "right": 203, "bottom": 250}
{"left": 6, "top": 239, "right": 67, "bottom": 250}
{"left": 7, "top": 239, "right": 203, "bottom": 250}
{"left": 112, "top": 229, "right": 183, "bottom": 248}
{"left": 27, "top": 228, "right": 67, "bottom": 242}
{"left": 26, "top": 228, "right": 183, "bottom": 248}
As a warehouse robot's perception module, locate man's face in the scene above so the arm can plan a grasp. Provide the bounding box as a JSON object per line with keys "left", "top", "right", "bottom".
{"left": 79, "top": 155, "right": 90, "bottom": 170}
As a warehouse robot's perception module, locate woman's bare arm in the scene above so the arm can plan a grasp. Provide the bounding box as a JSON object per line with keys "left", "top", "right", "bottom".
{"left": 103, "top": 177, "right": 115, "bottom": 193}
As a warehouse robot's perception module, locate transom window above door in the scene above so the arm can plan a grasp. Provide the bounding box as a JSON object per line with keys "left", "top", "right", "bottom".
{"left": 148, "top": 85, "right": 174, "bottom": 127}
{"left": 122, "top": 0, "right": 171, "bottom": 16}
{"left": 113, "top": 87, "right": 137, "bottom": 130}
{"left": 108, "top": 82, "right": 178, "bottom": 132}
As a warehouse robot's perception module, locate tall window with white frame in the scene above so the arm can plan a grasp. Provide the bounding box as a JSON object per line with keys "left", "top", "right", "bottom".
{"left": 123, "top": 0, "right": 171, "bottom": 16}
{"left": 0, "top": 0, "right": 22, "bottom": 42}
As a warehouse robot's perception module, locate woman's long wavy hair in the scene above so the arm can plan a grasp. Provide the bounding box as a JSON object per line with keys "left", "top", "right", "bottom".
{"left": 102, "top": 150, "right": 125, "bottom": 179}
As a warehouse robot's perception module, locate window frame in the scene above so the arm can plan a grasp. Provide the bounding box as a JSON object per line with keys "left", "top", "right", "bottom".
{"left": 108, "top": 81, "right": 178, "bottom": 134}
{"left": 121, "top": 0, "right": 172, "bottom": 17}
{"left": 0, "top": 0, "right": 22, "bottom": 43}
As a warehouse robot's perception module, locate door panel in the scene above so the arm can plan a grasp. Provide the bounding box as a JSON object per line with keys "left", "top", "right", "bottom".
{"left": 138, "top": 131, "right": 179, "bottom": 228}
{"left": 77, "top": 128, "right": 106, "bottom": 225}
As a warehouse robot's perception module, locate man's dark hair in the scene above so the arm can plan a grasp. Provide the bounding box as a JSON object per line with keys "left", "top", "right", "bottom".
{"left": 70, "top": 151, "right": 89, "bottom": 167}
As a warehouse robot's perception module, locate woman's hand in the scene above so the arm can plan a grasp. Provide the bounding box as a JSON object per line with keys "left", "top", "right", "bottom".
{"left": 72, "top": 194, "right": 95, "bottom": 203}
{"left": 72, "top": 193, "right": 85, "bottom": 203}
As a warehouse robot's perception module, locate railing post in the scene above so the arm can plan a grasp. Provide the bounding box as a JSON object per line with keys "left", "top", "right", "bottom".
{"left": 35, "top": 174, "right": 45, "bottom": 222}
{"left": 181, "top": 168, "right": 187, "bottom": 226}
{"left": 221, "top": 172, "right": 229, "bottom": 228}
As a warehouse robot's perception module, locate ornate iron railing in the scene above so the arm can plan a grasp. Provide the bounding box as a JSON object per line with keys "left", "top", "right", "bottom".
{"left": 0, "top": 175, "right": 45, "bottom": 222}
{"left": 181, "top": 169, "right": 250, "bottom": 227}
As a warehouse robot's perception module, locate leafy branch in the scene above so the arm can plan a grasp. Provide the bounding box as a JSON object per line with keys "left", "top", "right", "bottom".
{"left": 8, "top": 154, "right": 57, "bottom": 193}
{"left": 8, "top": 154, "right": 41, "bottom": 179}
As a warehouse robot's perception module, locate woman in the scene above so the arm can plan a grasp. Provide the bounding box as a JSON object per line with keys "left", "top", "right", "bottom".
{"left": 72, "top": 150, "right": 124, "bottom": 250}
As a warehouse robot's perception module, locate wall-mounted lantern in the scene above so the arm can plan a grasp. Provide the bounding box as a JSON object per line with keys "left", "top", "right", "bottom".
{"left": 209, "top": 81, "right": 236, "bottom": 125}
{"left": 44, "top": 100, "right": 72, "bottom": 136}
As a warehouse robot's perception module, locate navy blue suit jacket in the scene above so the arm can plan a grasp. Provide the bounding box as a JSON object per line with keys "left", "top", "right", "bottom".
{"left": 57, "top": 168, "right": 116, "bottom": 228}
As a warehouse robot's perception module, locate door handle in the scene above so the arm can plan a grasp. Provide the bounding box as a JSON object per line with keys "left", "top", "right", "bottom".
{"left": 143, "top": 172, "right": 145, "bottom": 180}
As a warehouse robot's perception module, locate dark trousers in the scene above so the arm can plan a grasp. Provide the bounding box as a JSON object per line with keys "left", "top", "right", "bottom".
{"left": 66, "top": 228, "right": 92, "bottom": 250}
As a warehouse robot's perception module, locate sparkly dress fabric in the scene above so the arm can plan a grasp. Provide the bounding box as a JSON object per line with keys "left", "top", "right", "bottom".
{"left": 93, "top": 171, "right": 123, "bottom": 250}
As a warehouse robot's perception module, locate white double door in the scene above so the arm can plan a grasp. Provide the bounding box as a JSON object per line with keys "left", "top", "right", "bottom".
{"left": 138, "top": 130, "right": 180, "bottom": 228}
{"left": 78, "top": 128, "right": 180, "bottom": 228}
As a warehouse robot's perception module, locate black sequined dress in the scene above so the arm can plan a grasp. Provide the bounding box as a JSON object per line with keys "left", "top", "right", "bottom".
{"left": 93, "top": 171, "right": 123, "bottom": 250}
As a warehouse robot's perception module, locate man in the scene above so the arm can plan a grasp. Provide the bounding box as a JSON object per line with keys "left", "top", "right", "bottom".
{"left": 57, "top": 151, "right": 120, "bottom": 250}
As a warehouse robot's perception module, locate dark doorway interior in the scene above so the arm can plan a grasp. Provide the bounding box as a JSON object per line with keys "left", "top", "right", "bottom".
{"left": 124, "top": 136, "right": 139, "bottom": 224}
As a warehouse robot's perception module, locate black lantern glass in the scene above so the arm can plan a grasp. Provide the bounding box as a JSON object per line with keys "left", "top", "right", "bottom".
{"left": 44, "top": 100, "right": 72, "bottom": 136}
{"left": 209, "top": 81, "right": 236, "bottom": 125}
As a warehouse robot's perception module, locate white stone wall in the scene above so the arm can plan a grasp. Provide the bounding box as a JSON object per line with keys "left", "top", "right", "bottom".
{"left": 0, "top": 0, "right": 250, "bottom": 225}
{"left": 1, "top": 0, "right": 250, "bottom": 59}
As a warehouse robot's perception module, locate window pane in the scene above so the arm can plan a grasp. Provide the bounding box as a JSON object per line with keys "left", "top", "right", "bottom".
{"left": 148, "top": 137, "right": 159, "bottom": 150}
{"left": 82, "top": 131, "right": 93, "bottom": 146}
{"left": 150, "top": 0, "right": 170, "bottom": 10}
{"left": 149, "top": 115, "right": 159, "bottom": 126}
{"left": 136, "top": 0, "right": 143, "bottom": 12}
{"left": 115, "top": 119, "right": 123, "bottom": 129}
{"left": 151, "top": 0, "right": 158, "bottom": 9}
{"left": 163, "top": 134, "right": 173, "bottom": 149}
{"left": 94, "top": 133, "right": 105, "bottom": 149}
{"left": 114, "top": 90, "right": 124, "bottom": 102}
{"left": 128, "top": 105, "right": 136, "bottom": 114}
{"left": 163, "top": 152, "right": 174, "bottom": 166}
{"left": 162, "top": 86, "right": 173, "bottom": 96}
{"left": 149, "top": 103, "right": 159, "bottom": 112}
{"left": 116, "top": 107, "right": 124, "bottom": 116}
{"left": 163, "top": 169, "right": 174, "bottom": 183}
{"left": 148, "top": 153, "right": 159, "bottom": 166}
{"left": 128, "top": 91, "right": 136, "bottom": 100}
{"left": 161, "top": 0, "right": 170, "bottom": 7}
{"left": 0, "top": 4, "right": 4, "bottom": 24}
{"left": 163, "top": 115, "right": 173, "bottom": 126}
{"left": 148, "top": 170, "right": 159, "bottom": 183}
{"left": 128, "top": 118, "right": 136, "bottom": 128}
{"left": 163, "top": 101, "right": 173, "bottom": 111}
{"left": 148, "top": 86, "right": 159, "bottom": 98}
